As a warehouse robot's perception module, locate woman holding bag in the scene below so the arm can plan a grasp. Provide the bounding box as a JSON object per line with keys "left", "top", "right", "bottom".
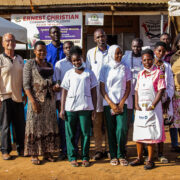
{"left": 130, "top": 49, "right": 166, "bottom": 170}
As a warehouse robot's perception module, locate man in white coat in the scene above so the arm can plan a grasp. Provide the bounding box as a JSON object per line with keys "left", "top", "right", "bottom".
{"left": 86, "top": 29, "right": 109, "bottom": 160}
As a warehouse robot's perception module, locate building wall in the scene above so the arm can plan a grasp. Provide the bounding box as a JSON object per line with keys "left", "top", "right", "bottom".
{"left": 83, "top": 15, "right": 139, "bottom": 54}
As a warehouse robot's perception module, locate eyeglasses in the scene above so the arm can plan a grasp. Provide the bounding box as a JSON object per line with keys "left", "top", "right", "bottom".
{"left": 4, "top": 39, "right": 15, "bottom": 43}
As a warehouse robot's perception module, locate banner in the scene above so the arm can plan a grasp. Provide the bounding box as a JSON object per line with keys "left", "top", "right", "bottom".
{"left": 85, "top": 13, "right": 104, "bottom": 26}
{"left": 11, "top": 12, "right": 82, "bottom": 49}
{"left": 140, "top": 15, "right": 168, "bottom": 48}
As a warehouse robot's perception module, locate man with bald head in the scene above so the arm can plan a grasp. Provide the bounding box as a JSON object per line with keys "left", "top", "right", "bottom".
{"left": 86, "top": 29, "right": 109, "bottom": 160}
{"left": 0, "top": 33, "right": 25, "bottom": 160}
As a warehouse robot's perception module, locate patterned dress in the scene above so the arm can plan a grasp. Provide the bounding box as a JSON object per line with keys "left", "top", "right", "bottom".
{"left": 23, "top": 59, "right": 59, "bottom": 156}
{"left": 170, "top": 50, "right": 180, "bottom": 128}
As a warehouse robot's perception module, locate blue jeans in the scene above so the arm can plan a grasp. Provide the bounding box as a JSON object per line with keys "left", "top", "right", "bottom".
{"left": 170, "top": 128, "right": 179, "bottom": 147}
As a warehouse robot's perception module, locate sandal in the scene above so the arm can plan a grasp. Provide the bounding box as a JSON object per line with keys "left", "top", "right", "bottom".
{"left": 129, "top": 158, "right": 144, "bottom": 166}
{"left": 93, "top": 151, "right": 104, "bottom": 160}
{"left": 110, "top": 158, "right": 119, "bottom": 166}
{"left": 158, "top": 156, "right": 168, "bottom": 164}
{"left": 70, "top": 160, "right": 79, "bottom": 167}
{"left": 119, "top": 158, "right": 128, "bottom": 166}
{"left": 82, "top": 160, "right": 90, "bottom": 167}
{"left": 144, "top": 161, "right": 155, "bottom": 170}
{"left": 31, "top": 157, "right": 41, "bottom": 165}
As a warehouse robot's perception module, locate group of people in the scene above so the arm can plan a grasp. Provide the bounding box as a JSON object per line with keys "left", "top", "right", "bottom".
{"left": 0, "top": 26, "right": 180, "bottom": 170}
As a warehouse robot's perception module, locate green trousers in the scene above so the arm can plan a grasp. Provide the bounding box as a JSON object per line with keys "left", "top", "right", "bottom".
{"left": 65, "top": 111, "right": 91, "bottom": 161}
{"left": 104, "top": 105, "right": 128, "bottom": 159}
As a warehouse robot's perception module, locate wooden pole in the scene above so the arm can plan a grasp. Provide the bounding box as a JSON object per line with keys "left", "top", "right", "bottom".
{"left": 111, "top": 6, "right": 115, "bottom": 36}
{"left": 161, "top": 14, "right": 164, "bottom": 34}
{"left": 167, "top": 15, "right": 171, "bottom": 34}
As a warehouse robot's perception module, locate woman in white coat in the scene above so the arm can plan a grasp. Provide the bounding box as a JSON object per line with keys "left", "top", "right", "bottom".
{"left": 100, "top": 45, "right": 131, "bottom": 166}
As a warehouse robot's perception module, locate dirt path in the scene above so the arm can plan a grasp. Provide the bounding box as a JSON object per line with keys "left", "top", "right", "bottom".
{"left": 0, "top": 127, "right": 180, "bottom": 180}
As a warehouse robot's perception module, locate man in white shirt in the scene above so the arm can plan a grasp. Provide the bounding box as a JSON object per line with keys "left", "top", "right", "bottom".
{"left": 86, "top": 29, "right": 109, "bottom": 160}
{"left": 0, "top": 33, "right": 25, "bottom": 160}
{"left": 121, "top": 38, "right": 144, "bottom": 145}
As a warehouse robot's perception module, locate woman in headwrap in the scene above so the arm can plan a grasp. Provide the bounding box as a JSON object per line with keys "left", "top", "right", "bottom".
{"left": 99, "top": 45, "right": 131, "bottom": 166}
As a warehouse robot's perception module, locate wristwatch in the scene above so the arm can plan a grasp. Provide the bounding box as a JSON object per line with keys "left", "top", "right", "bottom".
{"left": 151, "top": 105, "right": 155, "bottom": 110}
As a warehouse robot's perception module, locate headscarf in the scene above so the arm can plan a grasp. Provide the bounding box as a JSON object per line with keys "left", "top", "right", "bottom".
{"left": 108, "top": 45, "right": 122, "bottom": 69}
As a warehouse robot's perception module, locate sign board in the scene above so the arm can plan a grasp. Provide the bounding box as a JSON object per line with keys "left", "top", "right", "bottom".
{"left": 11, "top": 12, "right": 82, "bottom": 49}
{"left": 85, "top": 13, "right": 104, "bottom": 26}
{"left": 140, "top": 15, "right": 168, "bottom": 48}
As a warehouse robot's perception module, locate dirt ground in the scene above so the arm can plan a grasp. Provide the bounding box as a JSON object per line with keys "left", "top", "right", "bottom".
{"left": 0, "top": 127, "right": 180, "bottom": 180}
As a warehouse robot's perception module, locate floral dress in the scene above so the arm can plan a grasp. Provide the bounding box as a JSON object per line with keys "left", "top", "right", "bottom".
{"left": 23, "top": 59, "right": 59, "bottom": 156}
{"left": 170, "top": 50, "right": 180, "bottom": 128}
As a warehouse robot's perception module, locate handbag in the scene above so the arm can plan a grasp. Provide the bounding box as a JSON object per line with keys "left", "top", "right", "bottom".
{"left": 134, "top": 110, "right": 156, "bottom": 127}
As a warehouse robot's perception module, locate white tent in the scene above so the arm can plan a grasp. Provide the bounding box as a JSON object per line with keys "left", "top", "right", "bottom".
{"left": 168, "top": 0, "right": 180, "bottom": 16}
{"left": 0, "top": 17, "right": 27, "bottom": 43}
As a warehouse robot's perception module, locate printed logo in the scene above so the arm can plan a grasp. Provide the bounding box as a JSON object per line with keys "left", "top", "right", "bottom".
{"left": 90, "top": 14, "right": 98, "bottom": 22}
{"left": 14, "top": 17, "right": 21, "bottom": 22}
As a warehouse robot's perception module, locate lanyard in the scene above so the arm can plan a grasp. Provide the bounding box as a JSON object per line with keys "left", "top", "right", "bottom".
{"left": 131, "top": 53, "right": 133, "bottom": 69}
{"left": 93, "top": 46, "right": 108, "bottom": 64}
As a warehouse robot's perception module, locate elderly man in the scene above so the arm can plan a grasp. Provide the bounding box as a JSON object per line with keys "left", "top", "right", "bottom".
{"left": 46, "top": 26, "right": 65, "bottom": 69}
{"left": 0, "top": 33, "right": 25, "bottom": 160}
{"left": 86, "top": 29, "right": 109, "bottom": 160}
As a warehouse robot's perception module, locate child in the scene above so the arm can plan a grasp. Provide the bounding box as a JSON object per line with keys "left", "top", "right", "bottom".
{"left": 60, "top": 46, "right": 98, "bottom": 167}
{"left": 130, "top": 49, "right": 166, "bottom": 170}
{"left": 54, "top": 41, "right": 80, "bottom": 160}
{"left": 100, "top": 45, "right": 131, "bottom": 166}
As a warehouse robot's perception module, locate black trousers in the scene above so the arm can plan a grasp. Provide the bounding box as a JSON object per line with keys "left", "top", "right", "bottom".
{"left": 0, "top": 98, "right": 25, "bottom": 154}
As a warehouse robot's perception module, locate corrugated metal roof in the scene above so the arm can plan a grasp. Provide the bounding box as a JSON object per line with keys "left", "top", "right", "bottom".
{"left": 0, "top": 0, "right": 169, "bottom": 6}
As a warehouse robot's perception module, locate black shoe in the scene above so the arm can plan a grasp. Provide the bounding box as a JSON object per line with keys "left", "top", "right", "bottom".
{"left": 76, "top": 153, "right": 81, "bottom": 160}
{"left": 58, "top": 153, "right": 67, "bottom": 161}
{"left": 17, "top": 150, "right": 24, "bottom": 157}
{"left": 103, "top": 151, "right": 111, "bottom": 159}
{"left": 129, "top": 158, "right": 144, "bottom": 166}
{"left": 93, "top": 151, "right": 104, "bottom": 160}
{"left": 144, "top": 161, "right": 155, "bottom": 170}
{"left": 171, "top": 146, "right": 180, "bottom": 153}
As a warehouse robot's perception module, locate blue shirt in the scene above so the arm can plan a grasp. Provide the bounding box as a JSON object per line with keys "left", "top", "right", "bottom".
{"left": 46, "top": 42, "right": 65, "bottom": 69}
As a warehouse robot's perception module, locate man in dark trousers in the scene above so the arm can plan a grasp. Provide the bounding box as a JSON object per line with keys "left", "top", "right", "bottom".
{"left": 0, "top": 33, "right": 25, "bottom": 160}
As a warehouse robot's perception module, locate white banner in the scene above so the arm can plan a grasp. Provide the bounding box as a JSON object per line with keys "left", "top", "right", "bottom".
{"left": 140, "top": 15, "right": 168, "bottom": 48}
{"left": 85, "top": 13, "right": 104, "bottom": 26}
{"left": 11, "top": 12, "right": 83, "bottom": 49}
